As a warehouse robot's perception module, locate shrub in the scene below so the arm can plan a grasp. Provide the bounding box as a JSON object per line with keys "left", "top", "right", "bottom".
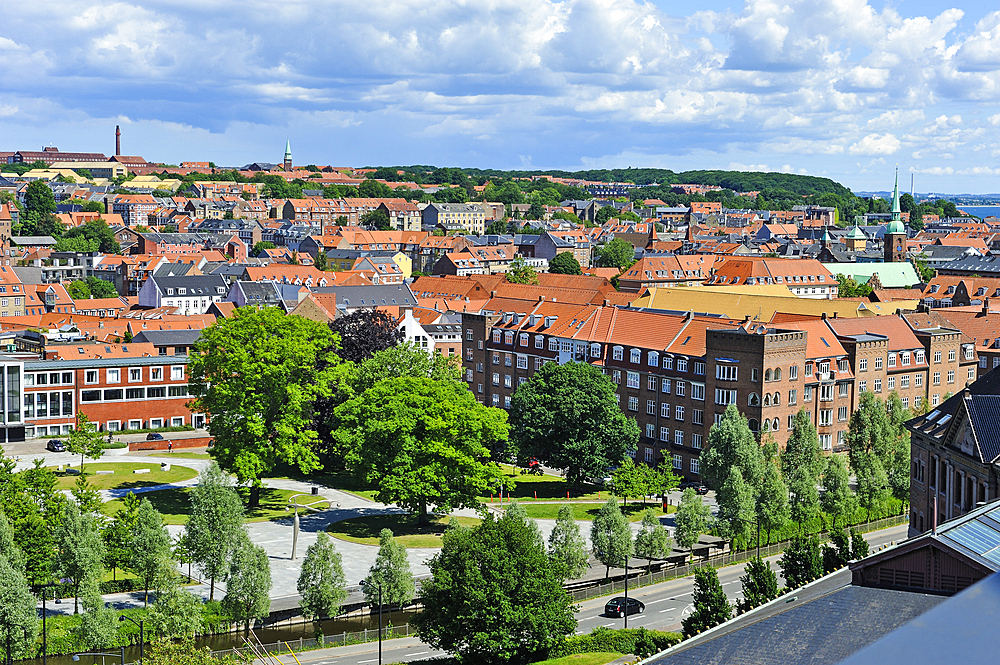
{"left": 551, "top": 627, "right": 681, "bottom": 659}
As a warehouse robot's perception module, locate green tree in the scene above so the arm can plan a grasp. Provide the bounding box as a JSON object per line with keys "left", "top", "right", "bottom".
{"left": 188, "top": 307, "right": 338, "bottom": 508}
{"left": 336, "top": 376, "right": 508, "bottom": 524}
{"left": 315, "top": 249, "right": 328, "bottom": 271}
{"left": 103, "top": 491, "right": 140, "bottom": 581}
{"left": 506, "top": 256, "right": 539, "bottom": 284}
{"left": 185, "top": 463, "right": 245, "bottom": 601}
{"left": 58, "top": 219, "right": 121, "bottom": 253}
{"left": 71, "top": 474, "right": 103, "bottom": 515}
{"left": 779, "top": 535, "right": 822, "bottom": 589}
{"left": 251, "top": 241, "right": 275, "bottom": 255}
{"left": 885, "top": 392, "right": 912, "bottom": 503}
{"left": 486, "top": 219, "right": 508, "bottom": 235}
{"left": 836, "top": 274, "right": 873, "bottom": 298}
{"left": 131, "top": 498, "right": 174, "bottom": 606}
{"left": 820, "top": 455, "right": 857, "bottom": 529}
{"left": 415, "top": 510, "right": 576, "bottom": 665}
{"left": 298, "top": 532, "right": 348, "bottom": 628}
{"left": 23, "top": 180, "right": 57, "bottom": 229}
{"left": 717, "top": 466, "right": 755, "bottom": 547}
{"left": 850, "top": 528, "right": 870, "bottom": 559}
{"left": 363, "top": 529, "right": 415, "bottom": 610}
{"left": 359, "top": 209, "right": 391, "bottom": 231}
{"left": 682, "top": 567, "right": 731, "bottom": 638}
{"left": 595, "top": 205, "right": 617, "bottom": 225}
{"left": 854, "top": 450, "right": 890, "bottom": 522}
{"left": 358, "top": 179, "right": 395, "bottom": 199}
{"left": 54, "top": 502, "right": 106, "bottom": 614}
{"left": 223, "top": 535, "right": 272, "bottom": 635}
{"left": 736, "top": 558, "right": 779, "bottom": 614}
{"left": 674, "top": 488, "right": 711, "bottom": 560}
{"left": 57, "top": 235, "right": 100, "bottom": 253}
{"left": 700, "top": 404, "right": 764, "bottom": 491}
{"left": 595, "top": 238, "right": 636, "bottom": 269}
{"left": 634, "top": 509, "right": 672, "bottom": 573}
{"left": 786, "top": 463, "right": 820, "bottom": 533}
{"left": 66, "top": 413, "right": 105, "bottom": 472}
{"left": 0, "top": 510, "right": 25, "bottom": 573}
{"left": 822, "top": 529, "right": 852, "bottom": 573}
{"left": 0, "top": 558, "right": 40, "bottom": 660}
{"left": 509, "top": 362, "right": 639, "bottom": 486}
{"left": 148, "top": 586, "right": 204, "bottom": 638}
{"left": 611, "top": 458, "right": 643, "bottom": 505}
{"left": 846, "top": 391, "right": 893, "bottom": 472}
{"left": 781, "top": 409, "right": 824, "bottom": 482}
{"left": 547, "top": 252, "right": 582, "bottom": 275}
{"left": 76, "top": 585, "right": 119, "bottom": 649}
{"left": 548, "top": 505, "right": 589, "bottom": 581}
{"left": 590, "top": 497, "right": 633, "bottom": 578}
{"left": 756, "top": 462, "right": 789, "bottom": 546}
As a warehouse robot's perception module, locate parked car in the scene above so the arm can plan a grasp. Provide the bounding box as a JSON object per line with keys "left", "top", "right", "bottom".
{"left": 679, "top": 480, "right": 709, "bottom": 495}
{"left": 604, "top": 597, "right": 645, "bottom": 618}
{"left": 146, "top": 432, "right": 164, "bottom": 441}
{"left": 46, "top": 439, "right": 66, "bottom": 452}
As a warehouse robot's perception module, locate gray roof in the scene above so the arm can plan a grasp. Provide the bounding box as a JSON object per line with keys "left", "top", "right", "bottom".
{"left": 12, "top": 266, "right": 43, "bottom": 284}
{"left": 312, "top": 283, "right": 418, "bottom": 309}
{"left": 11, "top": 236, "right": 57, "bottom": 245}
{"left": 648, "top": 569, "right": 944, "bottom": 665}
{"left": 149, "top": 274, "right": 228, "bottom": 295}
{"left": 235, "top": 281, "right": 283, "bottom": 305}
{"left": 427, "top": 202, "right": 484, "bottom": 213}
{"left": 966, "top": 395, "right": 1000, "bottom": 461}
{"left": 153, "top": 262, "right": 197, "bottom": 278}
{"left": 937, "top": 254, "right": 1000, "bottom": 274}
{"left": 131, "top": 329, "right": 202, "bottom": 346}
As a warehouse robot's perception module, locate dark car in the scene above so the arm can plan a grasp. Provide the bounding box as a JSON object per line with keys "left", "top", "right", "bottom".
{"left": 604, "top": 597, "right": 644, "bottom": 618}
{"left": 46, "top": 439, "right": 66, "bottom": 452}
{"left": 679, "top": 480, "right": 709, "bottom": 495}
{"left": 146, "top": 432, "right": 164, "bottom": 441}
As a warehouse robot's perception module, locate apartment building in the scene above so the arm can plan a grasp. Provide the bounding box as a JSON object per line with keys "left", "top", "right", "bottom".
{"left": 422, "top": 203, "right": 486, "bottom": 235}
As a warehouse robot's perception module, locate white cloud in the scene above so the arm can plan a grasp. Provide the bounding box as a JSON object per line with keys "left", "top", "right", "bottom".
{"left": 849, "top": 133, "right": 901, "bottom": 155}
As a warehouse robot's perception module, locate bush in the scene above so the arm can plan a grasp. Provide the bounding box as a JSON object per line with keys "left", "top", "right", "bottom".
{"left": 551, "top": 627, "right": 681, "bottom": 659}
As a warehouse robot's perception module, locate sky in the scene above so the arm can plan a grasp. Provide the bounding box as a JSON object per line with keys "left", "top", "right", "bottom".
{"left": 2, "top": 0, "right": 999, "bottom": 194}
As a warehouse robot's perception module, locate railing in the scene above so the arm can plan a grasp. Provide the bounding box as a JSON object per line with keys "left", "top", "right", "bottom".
{"left": 211, "top": 624, "right": 418, "bottom": 659}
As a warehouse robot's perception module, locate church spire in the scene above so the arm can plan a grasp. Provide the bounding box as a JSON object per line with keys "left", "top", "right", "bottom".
{"left": 891, "top": 166, "right": 901, "bottom": 220}
{"left": 283, "top": 138, "right": 292, "bottom": 172}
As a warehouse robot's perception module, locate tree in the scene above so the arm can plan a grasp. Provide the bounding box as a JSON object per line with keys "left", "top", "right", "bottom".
{"left": 716, "top": 466, "right": 755, "bottom": 547}
{"left": 59, "top": 219, "right": 121, "bottom": 253}
{"left": 781, "top": 409, "right": 824, "bottom": 482}
{"left": 634, "top": 509, "right": 672, "bottom": 573}
{"left": 328, "top": 307, "right": 404, "bottom": 363}
{"left": 131, "top": 498, "right": 174, "bottom": 606}
{"left": 188, "top": 307, "right": 338, "bottom": 508}
{"left": 315, "top": 249, "right": 328, "bottom": 271}
{"left": 67, "top": 277, "right": 119, "bottom": 300}
{"left": 223, "top": 535, "right": 272, "bottom": 635}
{"left": 506, "top": 256, "right": 539, "bottom": 285}
{"left": 674, "top": 488, "right": 711, "bottom": 560}
{"left": 595, "top": 205, "right": 617, "bottom": 225}
{"left": 682, "top": 567, "right": 731, "bottom": 638}
{"left": 148, "top": 586, "right": 204, "bottom": 638}
{"left": 786, "top": 463, "right": 820, "bottom": 533}
{"left": 854, "top": 451, "right": 890, "bottom": 522}
{"left": 337, "top": 376, "right": 508, "bottom": 524}
{"left": 77, "top": 585, "right": 119, "bottom": 649}
{"left": 104, "top": 491, "right": 140, "bottom": 582}
{"left": 778, "top": 535, "right": 822, "bottom": 589}
{"left": 57, "top": 235, "right": 100, "bottom": 253}
{"left": 415, "top": 510, "right": 576, "bottom": 665}
{"left": 23, "top": 179, "right": 56, "bottom": 220}
{"left": 0, "top": 510, "right": 25, "bottom": 573}
{"left": 509, "top": 362, "right": 639, "bottom": 486}
{"left": 358, "top": 179, "right": 394, "bottom": 199}
{"left": 736, "top": 558, "right": 779, "bottom": 614}
{"left": 836, "top": 274, "right": 873, "bottom": 298}
{"left": 72, "top": 474, "right": 103, "bottom": 514}
{"left": 548, "top": 505, "right": 589, "bottom": 581}
{"left": 611, "top": 458, "right": 643, "bottom": 505}
{"left": 0, "top": 558, "right": 40, "bottom": 661}
{"left": 66, "top": 413, "right": 105, "bottom": 472}
{"left": 850, "top": 528, "right": 870, "bottom": 559}
{"left": 595, "top": 238, "right": 636, "bottom": 269}
{"left": 756, "top": 462, "right": 789, "bottom": 546}
{"left": 846, "top": 391, "right": 894, "bottom": 472}
{"left": 821, "top": 455, "right": 858, "bottom": 529}
{"left": 351, "top": 341, "right": 462, "bottom": 393}
{"left": 590, "top": 497, "right": 633, "bottom": 578}
{"left": 363, "top": 529, "right": 415, "bottom": 610}
{"left": 885, "top": 392, "right": 912, "bottom": 504}
{"left": 251, "top": 241, "right": 275, "bottom": 256}
{"left": 700, "top": 404, "right": 764, "bottom": 491}
{"left": 185, "top": 463, "right": 245, "bottom": 601}
{"left": 822, "top": 528, "right": 851, "bottom": 573}
{"left": 485, "top": 219, "right": 508, "bottom": 235}
{"left": 359, "top": 209, "right": 391, "bottom": 231}
{"left": 54, "top": 502, "right": 106, "bottom": 613}
{"left": 298, "top": 532, "right": 348, "bottom": 628}
{"left": 547, "top": 252, "right": 582, "bottom": 275}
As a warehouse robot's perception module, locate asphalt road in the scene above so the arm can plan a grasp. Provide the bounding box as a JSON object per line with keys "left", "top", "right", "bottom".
{"left": 271, "top": 523, "right": 909, "bottom": 665}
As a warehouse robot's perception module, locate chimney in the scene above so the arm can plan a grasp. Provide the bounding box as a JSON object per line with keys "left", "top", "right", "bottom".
{"left": 822, "top": 312, "right": 827, "bottom": 320}
{"left": 981, "top": 298, "right": 990, "bottom": 317}
{"left": 603, "top": 299, "right": 610, "bottom": 307}
{"left": 537, "top": 295, "right": 545, "bottom": 303}
{"left": 115, "top": 125, "right": 121, "bottom": 156}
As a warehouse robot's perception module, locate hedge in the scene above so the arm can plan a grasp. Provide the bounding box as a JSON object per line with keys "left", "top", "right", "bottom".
{"left": 551, "top": 627, "right": 682, "bottom": 660}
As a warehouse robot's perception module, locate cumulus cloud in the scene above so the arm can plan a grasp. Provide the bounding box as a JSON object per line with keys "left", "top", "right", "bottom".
{"left": 849, "top": 133, "right": 901, "bottom": 155}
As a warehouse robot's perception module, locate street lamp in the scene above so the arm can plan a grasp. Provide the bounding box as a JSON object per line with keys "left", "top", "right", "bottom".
{"left": 40, "top": 582, "right": 59, "bottom": 665}
{"left": 286, "top": 492, "right": 330, "bottom": 560}
{"left": 118, "top": 616, "right": 144, "bottom": 665}
{"left": 71, "top": 649, "right": 125, "bottom": 665}
{"left": 5, "top": 625, "right": 30, "bottom": 665}
{"left": 359, "top": 578, "right": 383, "bottom": 665}
{"left": 622, "top": 555, "right": 630, "bottom": 630}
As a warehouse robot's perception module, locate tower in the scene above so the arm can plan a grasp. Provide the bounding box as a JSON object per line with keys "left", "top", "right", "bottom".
{"left": 845, "top": 216, "right": 867, "bottom": 252}
{"left": 283, "top": 138, "right": 292, "bottom": 172}
{"left": 115, "top": 125, "right": 121, "bottom": 156}
{"left": 884, "top": 168, "right": 907, "bottom": 263}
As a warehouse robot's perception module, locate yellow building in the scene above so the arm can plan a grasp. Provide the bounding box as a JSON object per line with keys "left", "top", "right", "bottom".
{"left": 49, "top": 161, "right": 128, "bottom": 180}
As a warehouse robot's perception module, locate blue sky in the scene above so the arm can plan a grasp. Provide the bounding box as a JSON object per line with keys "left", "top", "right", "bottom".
{"left": 1, "top": 0, "right": 999, "bottom": 193}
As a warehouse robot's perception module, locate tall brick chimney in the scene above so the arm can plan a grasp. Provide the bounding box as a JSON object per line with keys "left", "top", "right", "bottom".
{"left": 115, "top": 125, "right": 121, "bottom": 156}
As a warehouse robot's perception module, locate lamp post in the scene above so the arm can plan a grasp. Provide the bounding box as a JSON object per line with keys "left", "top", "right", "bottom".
{"left": 118, "top": 616, "right": 143, "bottom": 665}
{"left": 71, "top": 649, "right": 125, "bottom": 665}
{"left": 40, "top": 582, "right": 59, "bottom": 665}
{"left": 623, "top": 555, "right": 630, "bottom": 629}
{"left": 359, "top": 578, "right": 382, "bottom": 665}
{"left": 286, "top": 493, "right": 329, "bottom": 560}
{"left": 5, "top": 623, "right": 29, "bottom": 665}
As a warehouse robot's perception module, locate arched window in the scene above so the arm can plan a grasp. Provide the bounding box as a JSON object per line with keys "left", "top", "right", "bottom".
{"left": 765, "top": 368, "right": 773, "bottom": 382}
{"left": 748, "top": 393, "right": 760, "bottom": 407}
{"left": 763, "top": 394, "right": 771, "bottom": 406}
{"left": 749, "top": 419, "right": 759, "bottom": 432}
{"left": 772, "top": 418, "right": 780, "bottom": 431}
{"left": 773, "top": 392, "right": 780, "bottom": 405}
{"left": 774, "top": 368, "right": 782, "bottom": 381}
{"left": 763, "top": 419, "right": 771, "bottom": 432}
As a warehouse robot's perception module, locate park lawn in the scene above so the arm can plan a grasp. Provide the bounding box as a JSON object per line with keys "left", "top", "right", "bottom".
{"left": 101, "top": 487, "right": 328, "bottom": 525}
{"left": 515, "top": 502, "right": 675, "bottom": 522}
{"left": 480, "top": 476, "right": 605, "bottom": 503}
{"left": 51, "top": 462, "right": 198, "bottom": 490}
{"left": 533, "top": 654, "right": 623, "bottom": 665}
{"left": 327, "top": 513, "right": 481, "bottom": 548}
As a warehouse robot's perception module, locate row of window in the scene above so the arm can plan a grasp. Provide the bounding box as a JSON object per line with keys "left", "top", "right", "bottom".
{"left": 671, "top": 455, "right": 700, "bottom": 475}
{"left": 24, "top": 372, "right": 74, "bottom": 387}
{"left": 23, "top": 391, "right": 73, "bottom": 419}
{"left": 80, "top": 385, "right": 188, "bottom": 402}
{"left": 85, "top": 366, "right": 185, "bottom": 384}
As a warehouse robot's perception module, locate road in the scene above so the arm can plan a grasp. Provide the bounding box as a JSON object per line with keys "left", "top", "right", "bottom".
{"left": 269, "top": 523, "right": 908, "bottom": 665}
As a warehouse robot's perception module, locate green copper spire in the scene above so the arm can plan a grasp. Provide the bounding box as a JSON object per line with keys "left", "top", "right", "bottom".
{"left": 284, "top": 138, "right": 292, "bottom": 160}
{"left": 887, "top": 167, "right": 905, "bottom": 234}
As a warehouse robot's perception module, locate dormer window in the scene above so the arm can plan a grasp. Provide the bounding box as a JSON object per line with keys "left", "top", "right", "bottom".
{"left": 166, "top": 288, "right": 174, "bottom": 295}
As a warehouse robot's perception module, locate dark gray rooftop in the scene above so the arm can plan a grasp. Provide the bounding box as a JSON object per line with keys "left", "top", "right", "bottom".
{"left": 131, "top": 329, "right": 202, "bottom": 346}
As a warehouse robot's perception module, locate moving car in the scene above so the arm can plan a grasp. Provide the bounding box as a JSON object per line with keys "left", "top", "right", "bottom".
{"left": 604, "top": 597, "right": 645, "bottom": 617}
{"left": 46, "top": 439, "right": 66, "bottom": 452}
{"left": 146, "top": 432, "right": 164, "bottom": 441}
{"left": 679, "top": 480, "right": 709, "bottom": 495}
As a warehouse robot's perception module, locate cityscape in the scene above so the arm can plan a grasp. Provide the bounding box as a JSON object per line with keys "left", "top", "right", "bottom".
{"left": 2, "top": 2, "right": 1000, "bottom": 665}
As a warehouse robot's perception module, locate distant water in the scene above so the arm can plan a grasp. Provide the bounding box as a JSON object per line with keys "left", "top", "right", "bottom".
{"left": 958, "top": 206, "right": 1000, "bottom": 218}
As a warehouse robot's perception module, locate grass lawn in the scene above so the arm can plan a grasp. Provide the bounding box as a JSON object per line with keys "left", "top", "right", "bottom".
{"left": 515, "top": 502, "right": 675, "bottom": 522}
{"left": 533, "top": 653, "right": 623, "bottom": 665}
{"left": 327, "top": 513, "right": 481, "bottom": 548}
{"left": 52, "top": 462, "right": 197, "bottom": 490}
{"left": 101, "top": 486, "right": 328, "bottom": 525}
